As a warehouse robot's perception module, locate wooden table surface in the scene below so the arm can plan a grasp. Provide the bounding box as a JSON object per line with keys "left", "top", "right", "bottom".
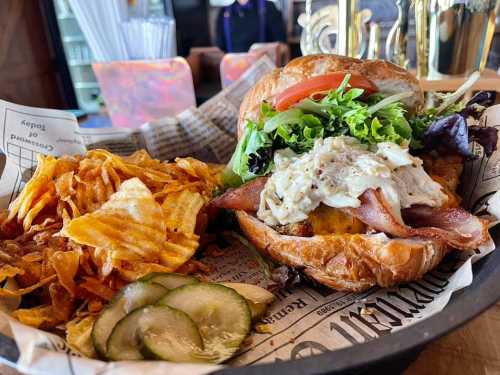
{"left": 405, "top": 302, "right": 500, "bottom": 375}
{"left": 416, "top": 69, "right": 500, "bottom": 93}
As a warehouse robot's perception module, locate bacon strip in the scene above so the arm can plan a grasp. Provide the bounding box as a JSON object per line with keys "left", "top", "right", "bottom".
{"left": 402, "top": 205, "right": 491, "bottom": 250}
{"left": 210, "top": 177, "right": 267, "bottom": 212}
{"left": 212, "top": 180, "right": 490, "bottom": 250}
{"left": 347, "top": 189, "right": 409, "bottom": 237}
{"left": 348, "top": 189, "right": 490, "bottom": 250}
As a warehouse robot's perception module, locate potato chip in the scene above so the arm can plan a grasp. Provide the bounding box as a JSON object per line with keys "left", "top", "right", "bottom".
{"left": 3, "top": 148, "right": 217, "bottom": 335}
{"left": 0, "top": 211, "right": 21, "bottom": 239}
{"left": 110, "top": 249, "right": 143, "bottom": 262}
{"left": 50, "top": 250, "right": 80, "bottom": 296}
{"left": 54, "top": 171, "right": 75, "bottom": 201}
{"left": 175, "top": 157, "right": 208, "bottom": 179}
{"left": 14, "top": 260, "right": 42, "bottom": 288}
{"left": 53, "top": 155, "right": 80, "bottom": 176}
{"left": 62, "top": 178, "right": 168, "bottom": 263}
{"left": 12, "top": 305, "right": 59, "bottom": 329}
{"left": 122, "top": 149, "right": 164, "bottom": 170}
{"left": 66, "top": 315, "right": 97, "bottom": 358}
{"left": 90, "top": 247, "right": 115, "bottom": 277}
{"left": 78, "top": 277, "right": 115, "bottom": 301}
{"left": 66, "top": 198, "right": 81, "bottom": 218}
{"left": 21, "top": 252, "right": 43, "bottom": 263}
{"left": 87, "top": 299, "right": 104, "bottom": 313}
{"left": 7, "top": 155, "right": 58, "bottom": 226}
{"left": 162, "top": 190, "right": 206, "bottom": 235}
{"left": 49, "top": 282, "right": 74, "bottom": 321}
{"left": 40, "top": 247, "right": 57, "bottom": 280}
{"left": 0, "top": 265, "right": 24, "bottom": 283}
{"left": 0, "top": 274, "right": 56, "bottom": 297}
{"left": 0, "top": 278, "right": 21, "bottom": 313}
{"left": 160, "top": 233, "right": 200, "bottom": 270}
{"left": 22, "top": 189, "right": 56, "bottom": 231}
{"left": 116, "top": 261, "right": 176, "bottom": 281}
{"left": 175, "top": 157, "right": 218, "bottom": 194}
{"left": 78, "top": 249, "right": 95, "bottom": 276}
{"left": 176, "top": 259, "right": 211, "bottom": 275}
{"left": 153, "top": 181, "right": 204, "bottom": 199}
{"left": 102, "top": 163, "right": 121, "bottom": 192}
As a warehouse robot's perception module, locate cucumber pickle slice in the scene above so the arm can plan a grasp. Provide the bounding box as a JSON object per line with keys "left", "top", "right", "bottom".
{"left": 140, "top": 272, "right": 199, "bottom": 290}
{"left": 158, "top": 283, "right": 251, "bottom": 363}
{"left": 91, "top": 281, "right": 168, "bottom": 358}
{"left": 219, "top": 282, "right": 275, "bottom": 322}
{"left": 107, "top": 305, "right": 204, "bottom": 362}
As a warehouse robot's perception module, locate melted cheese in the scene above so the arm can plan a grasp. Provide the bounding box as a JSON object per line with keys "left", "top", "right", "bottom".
{"left": 308, "top": 205, "right": 366, "bottom": 235}
{"left": 257, "top": 136, "right": 448, "bottom": 226}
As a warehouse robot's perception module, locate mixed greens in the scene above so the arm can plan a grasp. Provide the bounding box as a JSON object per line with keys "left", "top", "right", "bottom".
{"left": 413, "top": 91, "right": 497, "bottom": 157}
{"left": 225, "top": 74, "right": 497, "bottom": 187}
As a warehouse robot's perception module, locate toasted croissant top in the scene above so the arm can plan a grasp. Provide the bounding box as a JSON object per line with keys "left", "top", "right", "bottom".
{"left": 237, "top": 54, "right": 424, "bottom": 138}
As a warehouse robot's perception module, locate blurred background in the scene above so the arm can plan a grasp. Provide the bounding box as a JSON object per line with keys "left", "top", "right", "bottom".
{"left": 0, "top": 0, "right": 499, "bottom": 127}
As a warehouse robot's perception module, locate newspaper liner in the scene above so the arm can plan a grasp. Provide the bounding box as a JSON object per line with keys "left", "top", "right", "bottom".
{"left": 0, "top": 56, "right": 499, "bottom": 374}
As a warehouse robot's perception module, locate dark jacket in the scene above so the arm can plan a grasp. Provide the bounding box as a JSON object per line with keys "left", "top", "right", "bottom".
{"left": 216, "top": 0, "right": 286, "bottom": 53}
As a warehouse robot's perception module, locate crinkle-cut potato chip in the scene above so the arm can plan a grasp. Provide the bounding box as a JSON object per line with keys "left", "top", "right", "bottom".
{"left": 4, "top": 149, "right": 219, "bottom": 231}
{"left": 162, "top": 190, "right": 207, "bottom": 235}
{"left": 50, "top": 250, "right": 80, "bottom": 296}
{"left": 160, "top": 232, "right": 200, "bottom": 271}
{"left": 62, "top": 178, "right": 169, "bottom": 262}
{"left": 2, "top": 148, "right": 218, "bottom": 341}
{"left": 66, "top": 315, "right": 97, "bottom": 358}
{"left": 12, "top": 305, "right": 59, "bottom": 329}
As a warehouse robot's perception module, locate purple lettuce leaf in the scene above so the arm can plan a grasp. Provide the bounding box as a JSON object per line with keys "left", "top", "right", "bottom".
{"left": 469, "top": 126, "right": 498, "bottom": 156}
{"left": 460, "top": 91, "right": 496, "bottom": 119}
{"left": 423, "top": 113, "right": 498, "bottom": 158}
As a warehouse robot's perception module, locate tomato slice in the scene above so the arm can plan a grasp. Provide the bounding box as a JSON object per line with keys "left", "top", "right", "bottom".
{"left": 273, "top": 72, "right": 378, "bottom": 111}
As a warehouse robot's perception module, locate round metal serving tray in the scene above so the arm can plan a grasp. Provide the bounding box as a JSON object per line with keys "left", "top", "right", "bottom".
{"left": 1, "top": 227, "right": 499, "bottom": 374}
{"left": 216, "top": 226, "right": 500, "bottom": 375}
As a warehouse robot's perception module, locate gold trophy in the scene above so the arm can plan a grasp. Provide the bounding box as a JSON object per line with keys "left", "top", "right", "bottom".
{"left": 415, "top": 0, "right": 499, "bottom": 79}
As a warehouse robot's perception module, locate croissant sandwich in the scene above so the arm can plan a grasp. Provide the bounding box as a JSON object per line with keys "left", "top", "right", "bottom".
{"left": 213, "top": 54, "right": 497, "bottom": 292}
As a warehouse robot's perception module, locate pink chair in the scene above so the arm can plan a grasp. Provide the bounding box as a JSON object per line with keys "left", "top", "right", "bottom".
{"left": 219, "top": 53, "right": 261, "bottom": 89}
{"left": 219, "top": 43, "right": 289, "bottom": 88}
{"left": 93, "top": 58, "right": 196, "bottom": 128}
{"left": 249, "top": 42, "right": 290, "bottom": 67}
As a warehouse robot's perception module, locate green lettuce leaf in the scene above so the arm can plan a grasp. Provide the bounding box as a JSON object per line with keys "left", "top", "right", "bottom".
{"left": 225, "top": 120, "right": 273, "bottom": 185}
{"left": 225, "top": 75, "right": 414, "bottom": 186}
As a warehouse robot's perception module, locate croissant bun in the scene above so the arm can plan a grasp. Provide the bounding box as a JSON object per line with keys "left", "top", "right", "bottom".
{"left": 236, "top": 211, "right": 450, "bottom": 292}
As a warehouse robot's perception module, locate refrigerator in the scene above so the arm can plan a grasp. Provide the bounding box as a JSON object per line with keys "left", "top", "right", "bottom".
{"left": 50, "top": 0, "right": 168, "bottom": 113}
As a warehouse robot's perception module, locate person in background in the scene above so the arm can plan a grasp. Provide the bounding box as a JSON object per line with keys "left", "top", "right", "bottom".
{"left": 216, "top": 0, "right": 286, "bottom": 53}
